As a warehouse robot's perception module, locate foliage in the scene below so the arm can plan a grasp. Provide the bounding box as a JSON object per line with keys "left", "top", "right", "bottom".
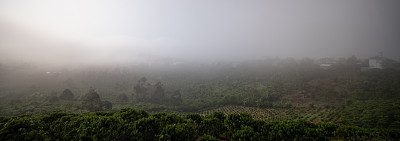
{"left": 132, "top": 117, "right": 162, "bottom": 140}
{"left": 82, "top": 88, "right": 103, "bottom": 112}
{"left": 0, "top": 109, "right": 399, "bottom": 140}
{"left": 46, "top": 95, "right": 59, "bottom": 103}
{"left": 231, "top": 126, "right": 260, "bottom": 141}
{"left": 115, "top": 108, "right": 149, "bottom": 123}
{"left": 151, "top": 82, "right": 165, "bottom": 104}
{"left": 225, "top": 113, "right": 253, "bottom": 135}
{"left": 199, "top": 117, "right": 225, "bottom": 137}
{"left": 117, "top": 93, "right": 128, "bottom": 104}
{"left": 171, "top": 90, "right": 183, "bottom": 106}
{"left": 0, "top": 116, "right": 47, "bottom": 140}
{"left": 102, "top": 100, "right": 113, "bottom": 110}
{"left": 133, "top": 77, "right": 148, "bottom": 102}
{"left": 207, "top": 111, "right": 226, "bottom": 121}
{"left": 185, "top": 113, "right": 203, "bottom": 124}
{"left": 1, "top": 57, "right": 400, "bottom": 140}
{"left": 59, "top": 89, "right": 74, "bottom": 101}
{"left": 339, "top": 99, "right": 400, "bottom": 129}
{"left": 198, "top": 134, "right": 219, "bottom": 141}
{"left": 338, "top": 69, "right": 400, "bottom": 129}
{"left": 160, "top": 123, "right": 195, "bottom": 141}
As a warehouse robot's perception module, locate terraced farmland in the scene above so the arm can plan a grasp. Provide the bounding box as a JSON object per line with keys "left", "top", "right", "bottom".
{"left": 199, "top": 105, "right": 339, "bottom": 122}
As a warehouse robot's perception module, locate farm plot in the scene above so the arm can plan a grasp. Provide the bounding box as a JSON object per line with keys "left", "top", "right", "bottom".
{"left": 199, "top": 105, "right": 338, "bottom": 122}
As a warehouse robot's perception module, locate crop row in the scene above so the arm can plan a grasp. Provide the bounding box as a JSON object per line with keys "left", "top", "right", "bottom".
{"left": 199, "top": 105, "right": 339, "bottom": 122}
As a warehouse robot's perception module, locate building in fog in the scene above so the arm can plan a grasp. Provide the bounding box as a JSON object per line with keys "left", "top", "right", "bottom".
{"left": 318, "top": 58, "right": 336, "bottom": 70}
{"left": 319, "top": 64, "right": 332, "bottom": 70}
{"left": 369, "top": 57, "right": 383, "bottom": 69}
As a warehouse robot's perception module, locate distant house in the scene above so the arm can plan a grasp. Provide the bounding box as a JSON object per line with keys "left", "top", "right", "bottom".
{"left": 45, "top": 71, "right": 62, "bottom": 76}
{"left": 369, "top": 57, "right": 383, "bottom": 69}
{"left": 319, "top": 63, "right": 332, "bottom": 70}
{"left": 317, "top": 58, "right": 337, "bottom": 64}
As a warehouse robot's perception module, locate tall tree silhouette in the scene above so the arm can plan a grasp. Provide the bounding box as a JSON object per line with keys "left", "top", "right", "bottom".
{"left": 82, "top": 88, "right": 103, "bottom": 112}
{"left": 151, "top": 82, "right": 164, "bottom": 103}
{"left": 133, "top": 77, "right": 148, "bottom": 102}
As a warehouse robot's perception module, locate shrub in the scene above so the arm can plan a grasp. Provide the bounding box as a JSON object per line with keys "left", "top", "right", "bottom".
{"left": 198, "top": 134, "right": 219, "bottom": 141}
{"left": 159, "top": 123, "right": 195, "bottom": 141}
{"left": 133, "top": 117, "right": 162, "bottom": 140}
{"left": 199, "top": 117, "right": 225, "bottom": 137}
{"left": 231, "top": 126, "right": 260, "bottom": 141}
{"left": 185, "top": 113, "right": 203, "bottom": 124}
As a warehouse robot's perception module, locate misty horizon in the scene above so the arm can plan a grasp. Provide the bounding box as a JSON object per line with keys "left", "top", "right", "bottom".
{"left": 1, "top": 0, "right": 400, "bottom": 66}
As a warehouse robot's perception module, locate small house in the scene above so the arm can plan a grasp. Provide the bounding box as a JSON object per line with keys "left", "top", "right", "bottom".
{"left": 369, "top": 57, "right": 383, "bottom": 69}
{"left": 319, "top": 64, "right": 332, "bottom": 70}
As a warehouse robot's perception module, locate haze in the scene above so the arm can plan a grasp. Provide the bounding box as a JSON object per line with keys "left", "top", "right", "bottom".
{"left": 1, "top": 0, "right": 399, "bottom": 65}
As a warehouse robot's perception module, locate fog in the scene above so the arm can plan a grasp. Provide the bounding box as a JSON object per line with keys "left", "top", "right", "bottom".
{"left": 2, "top": 1, "right": 400, "bottom": 125}
{"left": 1, "top": 0, "right": 400, "bottom": 66}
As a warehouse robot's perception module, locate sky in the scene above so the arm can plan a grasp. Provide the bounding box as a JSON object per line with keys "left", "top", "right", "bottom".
{"left": 0, "top": 0, "right": 399, "bottom": 65}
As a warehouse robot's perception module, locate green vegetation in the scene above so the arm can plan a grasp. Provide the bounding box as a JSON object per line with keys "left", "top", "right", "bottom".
{"left": 0, "top": 109, "right": 399, "bottom": 140}
{"left": 0, "top": 56, "right": 400, "bottom": 140}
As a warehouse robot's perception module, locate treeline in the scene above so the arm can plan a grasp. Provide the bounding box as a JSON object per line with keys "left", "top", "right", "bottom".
{"left": 1, "top": 108, "right": 399, "bottom": 140}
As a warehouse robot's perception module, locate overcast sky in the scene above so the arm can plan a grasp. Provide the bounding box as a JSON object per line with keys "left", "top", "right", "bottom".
{"left": 0, "top": 0, "right": 399, "bottom": 64}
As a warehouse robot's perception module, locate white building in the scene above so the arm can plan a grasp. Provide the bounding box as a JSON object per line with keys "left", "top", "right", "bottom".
{"left": 369, "top": 58, "right": 383, "bottom": 69}
{"left": 319, "top": 63, "right": 332, "bottom": 70}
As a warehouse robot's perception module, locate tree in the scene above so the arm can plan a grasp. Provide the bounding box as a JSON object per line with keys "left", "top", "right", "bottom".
{"left": 159, "top": 123, "right": 195, "bottom": 141}
{"left": 171, "top": 90, "right": 183, "bottom": 106}
{"left": 225, "top": 113, "right": 254, "bottom": 138}
{"left": 199, "top": 117, "right": 225, "bottom": 137}
{"left": 132, "top": 117, "right": 162, "bottom": 140}
{"left": 0, "top": 116, "right": 47, "bottom": 140}
{"left": 185, "top": 113, "right": 203, "bottom": 124}
{"left": 82, "top": 88, "right": 103, "bottom": 112}
{"left": 59, "top": 89, "right": 74, "bottom": 100}
{"left": 139, "top": 77, "right": 147, "bottom": 83}
{"left": 117, "top": 93, "right": 128, "bottom": 104}
{"left": 115, "top": 108, "right": 149, "bottom": 123}
{"left": 133, "top": 77, "right": 148, "bottom": 102}
{"left": 151, "top": 82, "right": 165, "bottom": 104}
{"left": 231, "top": 126, "right": 260, "bottom": 141}
{"left": 346, "top": 55, "right": 358, "bottom": 65}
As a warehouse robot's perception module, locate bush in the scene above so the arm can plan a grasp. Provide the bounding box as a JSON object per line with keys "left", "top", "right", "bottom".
{"left": 207, "top": 111, "right": 226, "bottom": 121}
{"left": 115, "top": 108, "right": 149, "bottom": 122}
{"left": 0, "top": 108, "right": 399, "bottom": 140}
{"left": 225, "top": 113, "right": 253, "bottom": 133}
{"left": 198, "top": 134, "right": 219, "bottom": 141}
{"left": 0, "top": 117, "right": 47, "bottom": 140}
{"left": 133, "top": 117, "right": 162, "bottom": 140}
{"left": 199, "top": 117, "right": 225, "bottom": 137}
{"left": 159, "top": 123, "right": 195, "bottom": 141}
{"left": 185, "top": 113, "right": 203, "bottom": 124}
{"left": 231, "top": 126, "right": 260, "bottom": 141}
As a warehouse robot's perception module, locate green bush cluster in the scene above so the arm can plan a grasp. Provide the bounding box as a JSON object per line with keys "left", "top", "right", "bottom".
{"left": 1, "top": 108, "right": 399, "bottom": 140}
